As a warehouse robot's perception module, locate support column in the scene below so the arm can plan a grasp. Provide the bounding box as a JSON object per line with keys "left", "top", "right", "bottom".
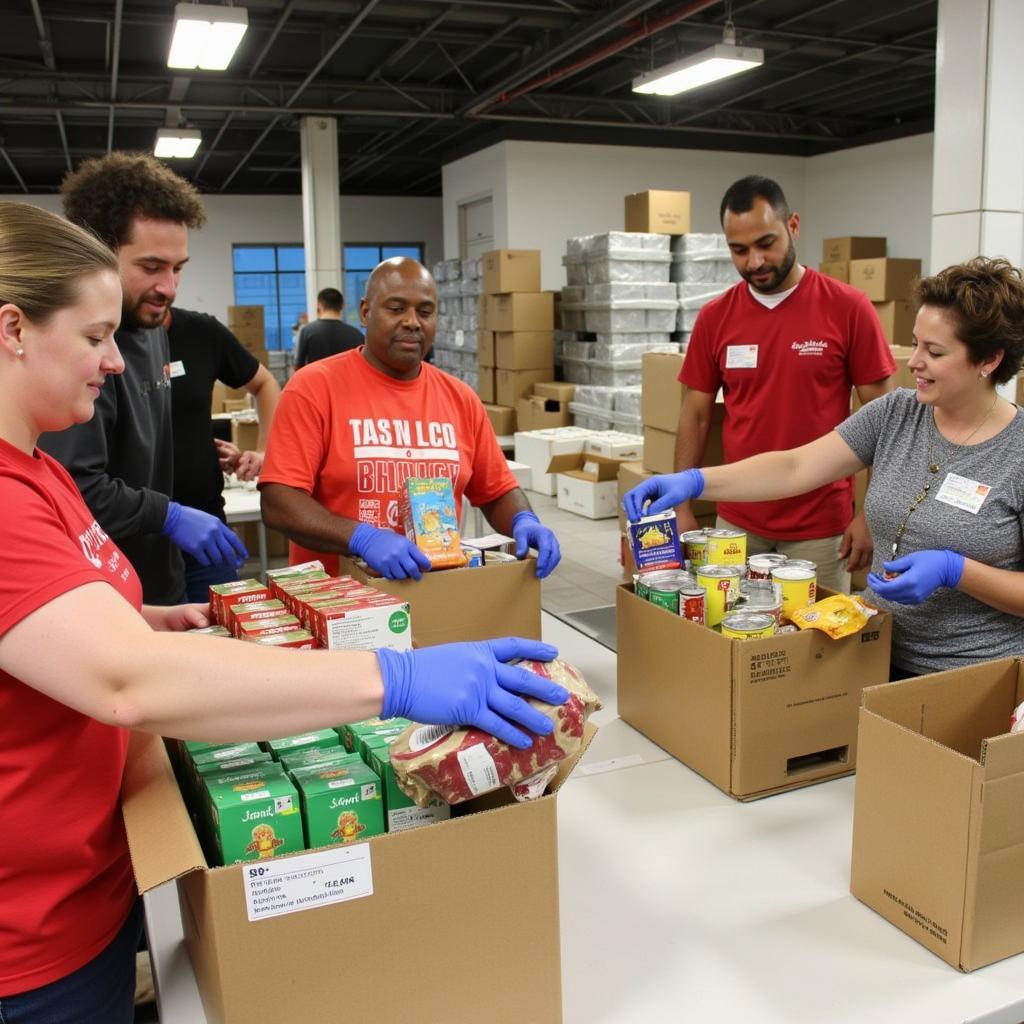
{"left": 300, "top": 116, "right": 342, "bottom": 324}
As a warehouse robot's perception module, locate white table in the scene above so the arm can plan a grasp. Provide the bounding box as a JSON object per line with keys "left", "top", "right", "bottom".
{"left": 144, "top": 613, "right": 1024, "bottom": 1024}
{"left": 221, "top": 486, "right": 267, "bottom": 577}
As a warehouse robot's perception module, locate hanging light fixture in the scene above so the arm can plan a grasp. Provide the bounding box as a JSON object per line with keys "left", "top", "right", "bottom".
{"left": 632, "top": 22, "right": 762, "bottom": 97}
{"left": 154, "top": 127, "right": 202, "bottom": 159}
{"left": 167, "top": 3, "right": 248, "bottom": 71}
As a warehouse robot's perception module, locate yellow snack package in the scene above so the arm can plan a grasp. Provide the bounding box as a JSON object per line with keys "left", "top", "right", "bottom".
{"left": 789, "top": 593, "right": 877, "bottom": 640}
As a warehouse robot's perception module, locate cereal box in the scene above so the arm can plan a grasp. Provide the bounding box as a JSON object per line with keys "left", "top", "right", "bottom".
{"left": 399, "top": 477, "right": 467, "bottom": 568}
{"left": 263, "top": 729, "right": 341, "bottom": 761}
{"left": 339, "top": 717, "right": 412, "bottom": 754}
{"left": 292, "top": 761, "right": 385, "bottom": 849}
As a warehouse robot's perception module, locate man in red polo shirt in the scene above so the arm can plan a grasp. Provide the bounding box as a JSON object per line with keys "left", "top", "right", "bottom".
{"left": 673, "top": 176, "right": 896, "bottom": 592}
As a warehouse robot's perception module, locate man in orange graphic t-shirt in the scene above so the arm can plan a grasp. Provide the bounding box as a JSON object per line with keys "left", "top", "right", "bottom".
{"left": 259, "top": 257, "right": 560, "bottom": 579}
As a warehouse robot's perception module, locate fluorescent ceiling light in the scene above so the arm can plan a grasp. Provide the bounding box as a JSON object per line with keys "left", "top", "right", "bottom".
{"left": 154, "top": 128, "right": 202, "bottom": 159}
{"left": 168, "top": 3, "right": 248, "bottom": 71}
{"left": 632, "top": 43, "right": 764, "bottom": 96}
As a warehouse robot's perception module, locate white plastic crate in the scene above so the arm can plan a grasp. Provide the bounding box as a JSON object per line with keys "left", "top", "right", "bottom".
{"left": 670, "top": 233, "right": 726, "bottom": 254}
{"left": 583, "top": 282, "right": 677, "bottom": 302}
{"left": 583, "top": 232, "right": 671, "bottom": 256}
{"left": 585, "top": 250, "right": 672, "bottom": 285}
{"left": 671, "top": 253, "right": 737, "bottom": 285}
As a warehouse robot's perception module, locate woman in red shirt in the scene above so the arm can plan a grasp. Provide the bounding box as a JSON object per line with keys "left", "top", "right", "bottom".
{"left": 0, "top": 203, "right": 566, "bottom": 1023}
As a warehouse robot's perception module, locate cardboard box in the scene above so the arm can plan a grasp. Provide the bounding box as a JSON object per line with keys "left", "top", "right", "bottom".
{"left": 513, "top": 426, "right": 593, "bottom": 495}
{"left": 478, "top": 330, "right": 495, "bottom": 367}
{"left": 617, "top": 584, "right": 892, "bottom": 799}
{"left": 222, "top": 398, "right": 251, "bottom": 414}
{"left": 484, "top": 403, "right": 517, "bottom": 435}
{"left": 642, "top": 352, "right": 685, "bottom": 434}
{"left": 624, "top": 189, "right": 692, "bottom": 235}
{"left": 230, "top": 323, "right": 266, "bottom": 349}
{"left": 534, "top": 382, "right": 575, "bottom": 402}
{"left": 547, "top": 452, "right": 626, "bottom": 520}
{"left": 484, "top": 293, "right": 554, "bottom": 333}
{"left": 584, "top": 434, "right": 643, "bottom": 460}
{"left": 496, "top": 368, "right": 553, "bottom": 408}
{"left": 227, "top": 305, "right": 265, "bottom": 330}
{"left": 642, "top": 426, "right": 676, "bottom": 475}
{"left": 1018, "top": 372, "right": 1024, "bottom": 407}
{"left": 849, "top": 258, "right": 922, "bottom": 302}
{"left": 872, "top": 300, "right": 915, "bottom": 346}
{"left": 818, "top": 261, "right": 850, "bottom": 283}
{"left": 516, "top": 395, "right": 572, "bottom": 432}
{"left": 477, "top": 366, "right": 495, "bottom": 404}
{"left": 822, "top": 237, "right": 886, "bottom": 263}
{"left": 495, "top": 331, "right": 554, "bottom": 370}
{"left": 851, "top": 658, "right": 1024, "bottom": 971}
{"left": 481, "top": 249, "right": 541, "bottom": 295}
{"left": 338, "top": 556, "right": 541, "bottom": 647}
{"left": 212, "top": 381, "right": 249, "bottom": 413}
{"left": 231, "top": 418, "right": 260, "bottom": 452}
{"left": 122, "top": 723, "right": 594, "bottom": 1024}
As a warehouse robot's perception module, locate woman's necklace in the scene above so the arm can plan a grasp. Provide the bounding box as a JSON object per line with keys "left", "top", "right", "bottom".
{"left": 890, "top": 395, "right": 999, "bottom": 558}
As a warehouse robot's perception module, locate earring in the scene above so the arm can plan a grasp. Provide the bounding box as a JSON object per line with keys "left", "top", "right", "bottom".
{"left": 981, "top": 370, "right": 989, "bottom": 378}
{"left": 14, "top": 347, "right": 23, "bottom": 357}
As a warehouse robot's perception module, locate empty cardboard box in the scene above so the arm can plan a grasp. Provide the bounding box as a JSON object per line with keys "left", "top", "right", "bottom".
{"left": 484, "top": 403, "right": 517, "bottom": 436}
{"left": 617, "top": 584, "right": 891, "bottom": 799}
{"left": 495, "top": 331, "right": 555, "bottom": 370}
{"left": 849, "top": 258, "right": 922, "bottom": 302}
{"left": 484, "top": 293, "right": 555, "bottom": 333}
{"left": 496, "top": 368, "right": 553, "bottom": 408}
{"left": 822, "top": 237, "right": 886, "bottom": 263}
{"left": 481, "top": 249, "right": 541, "bottom": 295}
{"left": 624, "top": 190, "right": 691, "bottom": 234}
{"left": 516, "top": 395, "right": 572, "bottom": 432}
{"left": 852, "top": 658, "right": 1024, "bottom": 971}
{"left": 514, "top": 426, "right": 593, "bottom": 495}
{"left": 535, "top": 382, "right": 575, "bottom": 403}
{"left": 547, "top": 452, "right": 626, "bottom": 519}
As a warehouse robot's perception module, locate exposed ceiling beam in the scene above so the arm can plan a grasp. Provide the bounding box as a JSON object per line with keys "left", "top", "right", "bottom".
{"left": 106, "top": 0, "right": 122, "bottom": 153}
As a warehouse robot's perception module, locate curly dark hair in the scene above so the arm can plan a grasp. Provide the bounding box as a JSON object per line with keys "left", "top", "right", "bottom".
{"left": 59, "top": 151, "right": 206, "bottom": 249}
{"left": 913, "top": 257, "right": 1024, "bottom": 385}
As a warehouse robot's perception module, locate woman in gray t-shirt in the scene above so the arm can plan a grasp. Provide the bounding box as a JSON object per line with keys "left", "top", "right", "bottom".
{"left": 624, "top": 258, "right": 1024, "bottom": 676}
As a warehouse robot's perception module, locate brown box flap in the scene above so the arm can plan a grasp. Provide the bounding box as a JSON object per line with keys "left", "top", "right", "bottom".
{"left": 980, "top": 730, "right": 1024, "bottom": 780}
{"left": 534, "top": 382, "right": 575, "bottom": 401}
{"left": 121, "top": 731, "right": 205, "bottom": 892}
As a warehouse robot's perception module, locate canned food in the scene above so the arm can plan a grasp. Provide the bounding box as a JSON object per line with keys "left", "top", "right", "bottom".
{"left": 738, "top": 578, "right": 784, "bottom": 622}
{"left": 695, "top": 564, "right": 742, "bottom": 627}
{"left": 771, "top": 565, "right": 817, "bottom": 622}
{"left": 678, "top": 586, "right": 706, "bottom": 626}
{"left": 721, "top": 612, "right": 776, "bottom": 639}
{"left": 779, "top": 558, "right": 817, "bottom": 572}
{"left": 638, "top": 570, "right": 685, "bottom": 613}
{"left": 633, "top": 573, "right": 646, "bottom": 600}
{"left": 746, "top": 552, "right": 788, "bottom": 580}
{"left": 681, "top": 530, "right": 709, "bottom": 569}
{"left": 705, "top": 528, "right": 747, "bottom": 567}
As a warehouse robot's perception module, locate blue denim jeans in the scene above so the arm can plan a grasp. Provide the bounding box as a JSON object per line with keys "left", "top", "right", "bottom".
{"left": 0, "top": 899, "right": 142, "bottom": 1024}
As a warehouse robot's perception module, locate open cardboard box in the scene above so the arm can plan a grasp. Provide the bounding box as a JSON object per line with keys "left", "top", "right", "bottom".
{"left": 547, "top": 451, "right": 629, "bottom": 520}
{"left": 851, "top": 658, "right": 1024, "bottom": 971}
{"left": 616, "top": 583, "right": 892, "bottom": 799}
{"left": 123, "top": 722, "right": 596, "bottom": 1024}
{"left": 338, "top": 555, "right": 541, "bottom": 647}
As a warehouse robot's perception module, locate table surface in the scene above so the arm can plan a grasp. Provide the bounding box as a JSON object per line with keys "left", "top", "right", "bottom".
{"left": 144, "top": 613, "right": 1024, "bottom": 1024}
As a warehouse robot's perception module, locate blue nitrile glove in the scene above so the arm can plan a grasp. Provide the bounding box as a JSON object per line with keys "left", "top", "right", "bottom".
{"left": 348, "top": 522, "right": 432, "bottom": 580}
{"left": 622, "top": 468, "right": 705, "bottom": 522}
{"left": 511, "top": 510, "right": 561, "bottom": 579}
{"left": 867, "top": 549, "right": 966, "bottom": 605}
{"left": 161, "top": 501, "right": 248, "bottom": 567}
{"left": 377, "top": 637, "right": 569, "bottom": 749}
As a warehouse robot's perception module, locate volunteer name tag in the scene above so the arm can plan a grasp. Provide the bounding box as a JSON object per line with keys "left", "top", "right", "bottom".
{"left": 725, "top": 344, "right": 758, "bottom": 369}
{"left": 934, "top": 472, "right": 991, "bottom": 514}
{"left": 168, "top": 360, "right": 186, "bottom": 378}
{"left": 242, "top": 844, "right": 373, "bottom": 922}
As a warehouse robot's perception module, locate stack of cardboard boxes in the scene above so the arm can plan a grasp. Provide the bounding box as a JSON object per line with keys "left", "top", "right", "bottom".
{"left": 210, "top": 305, "right": 267, "bottom": 412}
{"left": 819, "top": 237, "right": 922, "bottom": 346}
{"left": 479, "top": 250, "right": 555, "bottom": 435}
{"left": 516, "top": 381, "right": 575, "bottom": 433}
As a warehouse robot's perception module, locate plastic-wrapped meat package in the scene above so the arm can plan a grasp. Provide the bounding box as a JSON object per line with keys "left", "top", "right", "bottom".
{"left": 390, "top": 659, "right": 601, "bottom": 806}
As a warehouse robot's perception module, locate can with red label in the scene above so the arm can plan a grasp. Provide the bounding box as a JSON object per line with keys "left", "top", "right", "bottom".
{"left": 678, "top": 585, "right": 706, "bottom": 626}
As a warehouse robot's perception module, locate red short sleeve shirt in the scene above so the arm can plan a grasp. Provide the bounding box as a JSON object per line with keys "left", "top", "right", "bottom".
{"left": 259, "top": 348, "right": 519, "bottom": 573}
{"left": 0, "top": 440, "right": 143, "bottom": 995}
{"left": 680, "top": 268, "right": 896, "bottom": 538}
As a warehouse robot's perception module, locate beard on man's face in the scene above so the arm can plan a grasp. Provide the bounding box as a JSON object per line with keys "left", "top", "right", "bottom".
{"left": 121, "top": 294, "right": 168, "bottom": 331}
{"left": 740, "top": 237, "right": 798, "bottom": 294}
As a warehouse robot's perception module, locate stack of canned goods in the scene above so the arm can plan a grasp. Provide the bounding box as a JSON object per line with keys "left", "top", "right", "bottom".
{"left": 634, "top": 527, "right": 819, "bottom": 638}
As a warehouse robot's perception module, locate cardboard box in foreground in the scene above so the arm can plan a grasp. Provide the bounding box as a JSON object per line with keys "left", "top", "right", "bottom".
{"left": 851, "top": 658, "right": 1024, "bottom": 971}
{"left": 617, "top": 584, "right": 891, "bottom": 799}
{"left": 123, "top": 724, "right": 595, "bottom": 1024}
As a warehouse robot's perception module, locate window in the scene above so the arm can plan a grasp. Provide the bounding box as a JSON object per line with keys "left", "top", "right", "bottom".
{"left": 232, "top": 244, "right": 306, "bottom": 350}
{"left": 343, "top": 244, "right": 424, "bottom": 329}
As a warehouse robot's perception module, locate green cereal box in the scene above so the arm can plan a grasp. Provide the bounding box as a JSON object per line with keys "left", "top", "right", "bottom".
{"left": 190, "top": 742, "right": 264, "bottom": 768}
{"left": 279, "top": 746, "right": 362, "bottom": 774}
{"left": 195, "top": 764, "right": 286, "bottom": 858}
{"left": 262, "top": 729, "right": 340, "bottom": 761}
{"left": 360, "top": 732, "right": 402, "bottom": 764}
{"left": 195, "top": 751, "right": 274, "bottom": 777}
{"left": 292, "top": 761, "right": 385, "bottom": 849}
{"left": 339, "top": 717, "right": 411, "bottom": 754}
{"left": 205, "top": 769, "right": 303, "bottom": 866}
{"left": 368, "top": 746, "right": 450, "bottom": 833}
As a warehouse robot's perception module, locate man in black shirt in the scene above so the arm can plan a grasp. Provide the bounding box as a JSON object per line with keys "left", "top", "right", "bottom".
{"left": 293, "top": 287, "right": 364, "bottom": 369}
{"left": 167, "top": 307, "right": 281, "bottom": 601}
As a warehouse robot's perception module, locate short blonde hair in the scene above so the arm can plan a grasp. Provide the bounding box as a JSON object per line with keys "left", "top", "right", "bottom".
{"left": 0, "top": 201, "right": 118, "bottom": 323}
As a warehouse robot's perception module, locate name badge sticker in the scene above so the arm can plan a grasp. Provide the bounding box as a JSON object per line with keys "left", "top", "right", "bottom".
{"left": 168, "top": 360, "right": 186, "bottom": 379}
{"left": 725, "top": 345, "right": 758, "bottom": 369}
{"left": 934, "top": 472, "right": 991, "bottom": 515}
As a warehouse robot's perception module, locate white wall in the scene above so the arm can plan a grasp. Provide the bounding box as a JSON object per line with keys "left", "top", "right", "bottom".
{"left": 0, "top": 191, "right": 443, "bottom": 322}
{"left": 441, "top": 134, "right": 937, "bottom": 289}
{"left": 803, "top": 133, "right": 935, "bottom": 273}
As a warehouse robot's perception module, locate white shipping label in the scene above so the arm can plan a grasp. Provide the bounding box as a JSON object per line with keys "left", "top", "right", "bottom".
{"left": 725, "top": 344, "right": 758, "bottom": 369}
{"left": 934, "top": 472, "right": 991, "bottom": 515}
{"left": 456, "top": 742, "right": 501, "bottom": 796}
{"left": 168, "top": 360, "right": 186, "bottom": 378}
{"left": 242, "top": 844, "right": 373, "bottom": 923}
